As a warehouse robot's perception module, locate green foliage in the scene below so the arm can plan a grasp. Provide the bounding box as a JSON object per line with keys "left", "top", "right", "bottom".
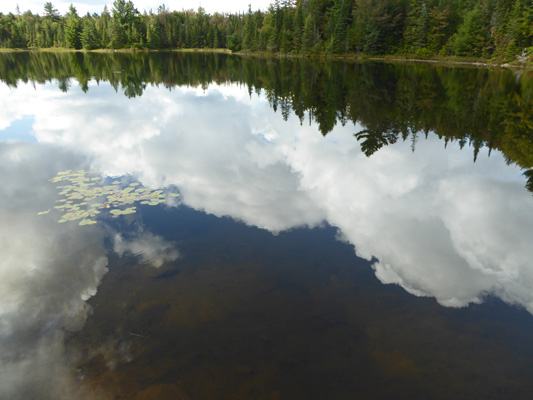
{"left": 404, "top": 0, "right": 429, "bottom": 51}
{"left": 351, "top": 0, "right": 407, "bottom": 55}
{"left": 65, "top": 5, "right": 81, "bottom": 49}
{"left": 43, "top": 2, "right": 61, "bottom": 21}
{"left": 327, "top": 0, "right": 353, "bottom": 53}
{"left": 227, "top": 32, "right": 241, "bottom": 52}
{"left": 450, "top": 6, "right": 489, "bottom": 57}
{"left": 112, "top": 0, "right": 138, "bottom": 26}
{"left": 81, "top": 18, "right": 99, "bottom": 50}
{"left": 109, "top": 17, "right": 126, "bottom": 48}
{"left": 0, "top": 0, "right": 530, "bottom": 58}
{"left": 146, "top": 21, "right": 161, "bottom": 49}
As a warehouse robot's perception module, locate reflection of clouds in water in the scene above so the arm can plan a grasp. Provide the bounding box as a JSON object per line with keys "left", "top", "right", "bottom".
{"left": 83, "top": 336, "right": 133, "bottom": 371}
{"left": 0, "top": 84, "right": 39, "bottom": 131}
{"left": 113, "top": 231, "right": 180, "bottom": 268}
{"left": 1, "top": 332, "right": 80, "bottom": 400}
{"left": 437, "top": 176, "right": 533, "bottom": 309}
{"left": 287, "top": 131, "right": 533, "bottom": 312}
{"left": 5, "top": 80, "right": 533, "bottom": 315}
{"left": 3, "top": 81, "right": 324, "bottom": 232}
{"left": 0, "top": 142, "right": 108, "bottom": 400}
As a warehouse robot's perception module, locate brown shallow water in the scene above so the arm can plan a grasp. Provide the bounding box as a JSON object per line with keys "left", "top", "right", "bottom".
{"left": 66, "top": 207, "right": 533, "bottom": 400}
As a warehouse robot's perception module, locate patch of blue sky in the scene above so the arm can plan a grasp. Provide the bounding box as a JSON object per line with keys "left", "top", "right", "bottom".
{"left": 0, "top": 116, "right": 36, "bottom": 143}
{"left": 256, "top": 132, "right": 273, "bottom": 143}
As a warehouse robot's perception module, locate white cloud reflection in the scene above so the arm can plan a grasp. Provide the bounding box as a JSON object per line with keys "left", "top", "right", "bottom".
{"left": 113, "top": 231, "right": 180, "bottom": 268}
{"left": 0, "top": 142, "right": 109, "bottom": 399}
{"left": 1, "top": 78, "right": 533, "bottom": 323}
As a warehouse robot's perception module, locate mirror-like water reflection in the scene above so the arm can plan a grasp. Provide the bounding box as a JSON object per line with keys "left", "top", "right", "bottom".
{"left": 1, "top": 52, "right": 532, "bottom": 399}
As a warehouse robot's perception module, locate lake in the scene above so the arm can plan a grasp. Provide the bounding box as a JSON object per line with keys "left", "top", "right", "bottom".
{"left": 1, "top": 51, "right": 533, "bottom": 400}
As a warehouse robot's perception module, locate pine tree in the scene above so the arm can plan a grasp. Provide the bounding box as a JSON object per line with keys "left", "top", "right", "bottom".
{"left": 508, "top": 0, "right": 533, "bottom": 51}
{"left": 81, "top": 17, "right": 99, "bottom": 49}
{"left": 243, "top": 5, "right": 256, "bottom": 50}
{"left": 328, "top": 0, "right": 352, "bottom": 53}
{"left": 109, "top": 16, "right": 126, "bottom": 48}
{"left": 403, "top": 0, "right": 429, "bottom": 52}
{"left": 65, "top": 5, "right": 81, "bottom": 49}
{"left": 280, "top": 4, "right": 295, "bottom": 53}
{"left": 43, "top": 2, "right": 61, "bottom": 22}
{"left": 427, "top": 5, "right": 451, "bottom": 53}
{"left": 451, "top": 6, "right": 489, "bottom": 57}
{"left": 97, "top": 6, "right": 111, "bottom": 48}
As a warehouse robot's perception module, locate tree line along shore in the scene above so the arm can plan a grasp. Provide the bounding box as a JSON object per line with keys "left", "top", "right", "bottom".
{"left": 0, "top": 0, "right": 531, "bottom": 63}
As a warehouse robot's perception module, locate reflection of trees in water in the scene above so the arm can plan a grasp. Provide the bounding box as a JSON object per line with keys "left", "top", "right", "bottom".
{"left": 1, "top": 51, "right": 532, "bottom": 192}
{"left": 354, "top": 129, "right": 399, "bottom": 157}
{"left": 525, "top": 169, "right": 533, "bottom": 190}
{"left": 123, "top": 77, "right": 146, "bottom": 98}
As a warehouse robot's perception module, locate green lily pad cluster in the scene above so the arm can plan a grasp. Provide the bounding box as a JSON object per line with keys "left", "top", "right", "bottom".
{"left": 39, "top": 169, "right": 180, "bottom": 226}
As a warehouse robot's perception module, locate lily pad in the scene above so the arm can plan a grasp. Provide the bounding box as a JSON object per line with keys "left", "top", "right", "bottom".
{"left": 79, "top": 219, "right": 97, "bottom": 226}
{"left": 39, "top": 169, "right": 177, "bottom": 226}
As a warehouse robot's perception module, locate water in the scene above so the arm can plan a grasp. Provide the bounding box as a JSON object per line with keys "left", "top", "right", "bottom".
{"left": 1, "top": 52, "right": 532, "bottom": 399}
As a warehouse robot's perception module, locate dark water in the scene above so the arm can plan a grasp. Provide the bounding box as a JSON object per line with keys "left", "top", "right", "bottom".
{"left": 1, "top": 52, "right": 533, "bottom": 400}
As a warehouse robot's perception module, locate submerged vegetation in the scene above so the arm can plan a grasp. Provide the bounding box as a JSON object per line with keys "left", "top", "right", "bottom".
{"left": 0, "top": 0, "right": 531, "bottom": 62}
{"left": 39, "top": 169, "right": 180, "bottom": 225}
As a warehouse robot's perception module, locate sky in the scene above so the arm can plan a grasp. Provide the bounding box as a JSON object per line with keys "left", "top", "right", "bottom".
{"left": 0, "top": 0, "right": 273, "bottom": 16}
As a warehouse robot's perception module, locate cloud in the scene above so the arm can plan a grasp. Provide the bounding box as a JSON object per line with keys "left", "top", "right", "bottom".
{"left": 3, "top": 79, "right": 533, "bottom": 317}
{"left": 10, "top": 81, "right": 326, "bottom": 233}
{"left": 0, "top": 0, "right": 273, "bottom": 16}
{"left": 0, "top": 142, "right": 108, "bottom": 399}
{"left": 113, "top": 231, "right": 180, "bottom": 268}
{"left": 82, "top": 335, "right": 133, "bottom": 371}
{"left": 0, "top": 84, "right": 40, "bottom": 131}
{"left": 286, "top": 131, "right": 533, "bottom": 311}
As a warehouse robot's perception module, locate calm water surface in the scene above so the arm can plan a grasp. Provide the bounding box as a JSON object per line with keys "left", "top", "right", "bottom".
{"left": 1, "top": 52, "right": 533, "bottom": 399}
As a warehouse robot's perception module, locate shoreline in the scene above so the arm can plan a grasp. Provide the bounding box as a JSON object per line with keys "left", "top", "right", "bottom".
{"left": 1, "top": 47, "right": 531, "bottom": 70}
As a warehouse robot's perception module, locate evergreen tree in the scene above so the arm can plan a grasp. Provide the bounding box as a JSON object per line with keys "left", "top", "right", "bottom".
{"left": 243, "top": 5, "right": 256, "bottom": 50}
{"left": 507, "top": 0, "right": 533, "bottom": 51}
{"left": 328, "top": 0, "right": 353, "bottom": 53}
{"left": 81, "top": 16, "right": 99, "bottom": 49}
{"left": 451, "top": 5, "right": 489, "bottom": 56}
{"left": 0, "top": 0, "right": 529, "bottom": 58}
{"left": 98, "top": 6, "right": 111, "bottom": 48}
{"left": 427, "top": 5, "right": 452, "bottom": 53}
{"left": 65, "top": 4, "right": 81, "bottom": 49}
{"left": 110, "top": 0, "right": 139, "bottom": 47}
{"left": 267, "top": 1, "right": 283, "bottom": 52}
{"left": 302, "top": 13, "right": 316, "bottom": 52}
{"left": 10, "top": 17, "right": 27, "bottom": 48}
{"left": 351, "top": 0, "right": 407, "bottom": 55}
{"left": 109, "top": 16, "right": 126, "bottom": 48}
{"left": 403, "top": 0, "right": 430, "bottom": 52}
{"left": 293, "top": 3, "right": 304, "bottom": 51}
{"left": 146, "top": 14, "right": 161, "bottom": 49}
{"left": 43, "top": 2, "right": 60, "bottom": 21}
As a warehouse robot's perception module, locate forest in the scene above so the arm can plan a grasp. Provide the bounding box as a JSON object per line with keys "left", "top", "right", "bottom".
{"left": 0, "top": 0, "right": 531, "bottom": 60}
